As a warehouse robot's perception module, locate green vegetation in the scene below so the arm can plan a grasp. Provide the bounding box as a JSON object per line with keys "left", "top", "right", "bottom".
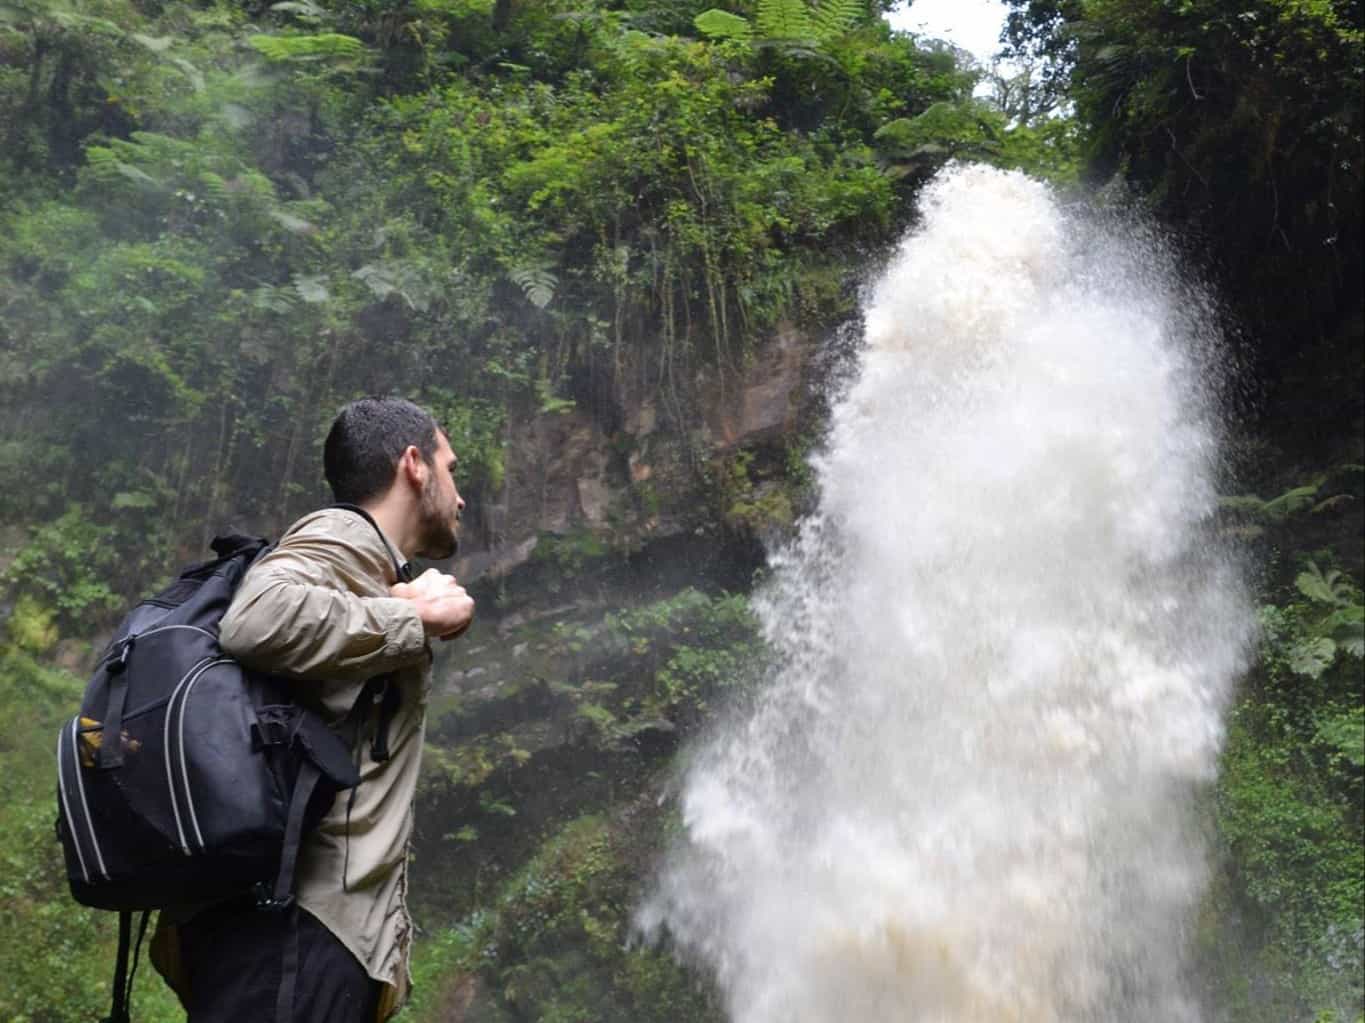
{"left": 0, "top": 0, "right": 1056, "bottom": 588}
{"left": 1205, "top": 467, "right": 1365, "bottom": 1017}
{"left": 406, "top": 588, "right": 756, "bottom": 1020}
{"left": 0, "top": 646, "right": 182, "bottom": 1022}
{"left": 401, "top": 811, "right": 720, "bottom": 1022}
{"left": 1003, "top": 0, "right": 1363, "bottom": 434}
{"left": 417, "top": 587, "right": 759, "bottom": 903}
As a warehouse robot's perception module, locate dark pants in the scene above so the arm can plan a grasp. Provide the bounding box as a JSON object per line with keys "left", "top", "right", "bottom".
{"left": 179, "top": 901, "right": 381, "bottom": 1023}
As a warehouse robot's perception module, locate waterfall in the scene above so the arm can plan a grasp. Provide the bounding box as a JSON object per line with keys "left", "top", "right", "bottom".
{"left": 639, "top": 165, "right": 1254, "bottom": 1022}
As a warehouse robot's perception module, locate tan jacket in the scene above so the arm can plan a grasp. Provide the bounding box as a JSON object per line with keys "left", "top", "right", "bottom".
{"left": 154, "top": 507, "right": 432, "bottom": 1021}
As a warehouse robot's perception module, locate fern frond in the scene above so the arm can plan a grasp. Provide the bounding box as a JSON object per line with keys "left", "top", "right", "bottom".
{"left": 292, "top": 274, "right": 330, "bottom": 304}
{"left": 249, "top": 284, "right": 297, "bottom": 315}
{"left": 249, "top": 32, "right": 365, "bottom": 63}
{"left": 756, "top": 0, "right": 812, "bottom": 40}
{"left": 809, "top": 0, "right": 861, "bottom": 42}
{"left": 510, "top": 265, "right": 557, "bottom": 309}
{"left": 268, "top": 208, "right": 318, "bottom": 236}
{"left": 84, "top": 146, "right": 122, "bottom": 183}
{"left": 198, "top": 172, "right": 229, "bottom": 202}
{"left": 694, "top": 8, "right": 753, "bottom": 41}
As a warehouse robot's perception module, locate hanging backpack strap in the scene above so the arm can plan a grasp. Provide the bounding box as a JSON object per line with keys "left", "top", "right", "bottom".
{"left": 342, "top": 675, "right": 400, "bottom": 765}
{"left": 371, "top": 679, "right": 401, "bottom": 763}
{"left": 96, "top": 640, "right": 135, "bottom": 769}
{"left": 101, "top": 909, "right": 151, "bottom": 1023}
{"left": 275, "top": 905, "right": 302, "bottom": 1023}
{"left": 263, "top": 760, "right": 320, "bottom": 1023}
{"left": 103, "top": 910, "right": 132, "bottom": 1023}
{"left": 257, "top": 759, "right": 322, "bottom": 913}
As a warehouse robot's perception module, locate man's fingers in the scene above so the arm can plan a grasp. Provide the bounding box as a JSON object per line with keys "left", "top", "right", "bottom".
{"left": 410, "top": 570, "right": 462, "bottom": 597}
{"left": 439, "top": 619, "right": 473, "bottom": 642}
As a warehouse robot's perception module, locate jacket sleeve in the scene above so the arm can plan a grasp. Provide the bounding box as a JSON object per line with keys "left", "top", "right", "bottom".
{"left": 219, "top": 530, "right": 428, "bottom": 683}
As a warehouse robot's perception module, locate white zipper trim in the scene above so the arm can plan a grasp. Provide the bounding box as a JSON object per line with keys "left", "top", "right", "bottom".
{"left": 138, "top": 624, "right": 216, "bottom": 640}
{"left": 176, "top": 658, "right": 232, "bottom": 853}
{"left": 57, "top": 725, "right": 90, "bottom": 883}
{"left": 98, "top": 624, "right": 217, "bottom": 669}
{"left": 69, "top": 718, "right": 109, "bottom": 880}
{"left": 163, "top": 657, "right": 213, "bottom": 855}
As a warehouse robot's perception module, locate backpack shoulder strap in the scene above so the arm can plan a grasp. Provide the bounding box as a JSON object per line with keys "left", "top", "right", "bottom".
{"left": 328, "top": 503, "right": 411, "bottom": 764}
{"left": 330, "top": 503, "right": 413, "bottom": 583}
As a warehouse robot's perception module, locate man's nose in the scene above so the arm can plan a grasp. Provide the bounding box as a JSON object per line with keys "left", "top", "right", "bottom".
{"left": 456, "top": 495, "right": 466, "bottom": 512}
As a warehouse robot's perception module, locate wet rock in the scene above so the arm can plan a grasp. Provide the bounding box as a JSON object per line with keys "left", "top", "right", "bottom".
{"left": 576, "top": 475, "right": 612, "bottom": 524}
{"left": 706, "top": 322, "right": 806, "bottom": 448}
{"left": 624, "top": 398, "right": 657, "bottom": 437}
{"left": 449, "top": 324, "right": 811, "bottom": 580}
{"left": 455, "top": 535, "right": 539, "bottom": 585}
{"left": 496, "top": 603, "right": 580, "bottom": 635}
{"left": 628, "top": 453, "right": 653, "bottom": 482}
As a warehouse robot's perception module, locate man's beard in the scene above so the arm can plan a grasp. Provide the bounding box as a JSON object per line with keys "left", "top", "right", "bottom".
{"left": 417, "top": 477, "right": 459, "bottom": 559}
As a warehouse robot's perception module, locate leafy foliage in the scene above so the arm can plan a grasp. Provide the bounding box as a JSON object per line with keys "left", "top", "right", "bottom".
{"left": 1205, "top": 469, "right": 1365, "bottom": 1018}
{"left": 0, "top": 648, "right": 183, "bottom": 1021}
{"left": 1002, "top": 0, "right": 1364, "bottom": 431}
{"left": 695, "top": 0, "right": 865, "bottom": 44}
{"left": 0, "top": 0, "right": 1046, "bottom": 637}
{"left": 402, "top": 812, "right": 721, "bottom": 1022}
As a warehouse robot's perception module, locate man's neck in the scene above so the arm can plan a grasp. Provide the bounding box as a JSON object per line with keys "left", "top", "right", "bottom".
{"left": 363, "top": 497, "right": 419, "bottom": 562}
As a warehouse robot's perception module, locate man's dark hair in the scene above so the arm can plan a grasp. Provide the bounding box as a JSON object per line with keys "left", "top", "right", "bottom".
{"left": 324, "top": 397, "right": 441, "bottom": 504}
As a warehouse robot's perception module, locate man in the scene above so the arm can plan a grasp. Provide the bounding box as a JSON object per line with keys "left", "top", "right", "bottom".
{"left": 152, "top": 397, "right": 474, "bottom": 1021}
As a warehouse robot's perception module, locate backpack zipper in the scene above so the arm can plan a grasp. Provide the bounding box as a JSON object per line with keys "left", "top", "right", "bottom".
{"left": 57, "top": 725, "right": 90, "bottom": 883}
{"left": 173, "top": 658, "right": 233, "bottom": 853}
{"left": 163, "top": 657, "right": 216, "bottom": 855}
{"left": 60, "top": 718, "right": 109, "bottom": 881}
{"left": 94, "top": 624, "right": 217, "bottom": 671}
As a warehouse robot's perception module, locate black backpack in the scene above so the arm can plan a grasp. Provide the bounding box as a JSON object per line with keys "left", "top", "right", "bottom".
{"left": 56, "top": 508, "right": 406, "bottom": 1022}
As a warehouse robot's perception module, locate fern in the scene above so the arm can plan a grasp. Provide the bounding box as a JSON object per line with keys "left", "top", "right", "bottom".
{"left": 353, "top": 261, "right": 436, "bottom": 312}
{"left": 130, "top": 33, "right": 174, "bottom": 52}
{"left": 694, "top": 9, "right": 752, "bottom": 41}
{"left": 268, "top": 0, "right": 326, "bottom": 23}
{"left": 292, "top": 274, "right": 330, "bottom": 304}
{"left": 268, "top": 208, "right": 318, "bottom": 236}
{"left": 198, "top": 172, "right": 229, "bottom": 202}
{"left": 83, "top": 146, "right": 122, "bottom": 184}
{"left": 695, "top": 1, "right": 857, "bottom": 47}
{"left": 756, "top": 0, "right": 812, "bottom": 40}
{"left": 510, "top": 265, "right": 557, "bottom": 309}
{"left": 809, "top": 0, "right": 861, "bottom": 42}
{"left": 248, "top": 284, "right": 297, "bottom": 315}
{"left": 1296, "top": 562, "right": 1357, "bottom": 608}
{"left": 248, "top": 32, "right": 365, "bottom": 63}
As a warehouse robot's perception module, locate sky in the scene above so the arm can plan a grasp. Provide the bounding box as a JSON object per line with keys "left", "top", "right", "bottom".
{"left": 885, "top": 0, "right": 1011, "bottom": 65}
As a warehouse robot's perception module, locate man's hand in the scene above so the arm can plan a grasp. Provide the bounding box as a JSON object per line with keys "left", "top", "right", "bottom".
{"left": 391, "top": 568, "right": 474, "bottom": 641}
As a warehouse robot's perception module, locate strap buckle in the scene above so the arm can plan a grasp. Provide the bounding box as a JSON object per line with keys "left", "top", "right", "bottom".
{"left": 253, "top": 881, "right": 295, "bottom": 912}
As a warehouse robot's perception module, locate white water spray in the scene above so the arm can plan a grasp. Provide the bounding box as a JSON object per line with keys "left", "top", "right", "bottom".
{"left": 640, "top": 166, "right": 1254, "bottom": 1022}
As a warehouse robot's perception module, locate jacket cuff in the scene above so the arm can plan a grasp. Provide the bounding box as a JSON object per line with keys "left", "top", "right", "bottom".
{"left": 375, "top": 598, "right": 428, "bottom": 662}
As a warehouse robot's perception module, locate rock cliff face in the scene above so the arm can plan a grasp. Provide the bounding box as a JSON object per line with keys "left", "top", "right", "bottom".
{"left": 402, "top": 325, "right": 821, "bottom": 1022}
{"left": 453, "top": 323, "right": 814, "bottom": 585}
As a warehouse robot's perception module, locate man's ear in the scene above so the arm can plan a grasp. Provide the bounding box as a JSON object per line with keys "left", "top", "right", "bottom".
{"left": 398, "top": 445, "right": 428, "bottom": 489}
